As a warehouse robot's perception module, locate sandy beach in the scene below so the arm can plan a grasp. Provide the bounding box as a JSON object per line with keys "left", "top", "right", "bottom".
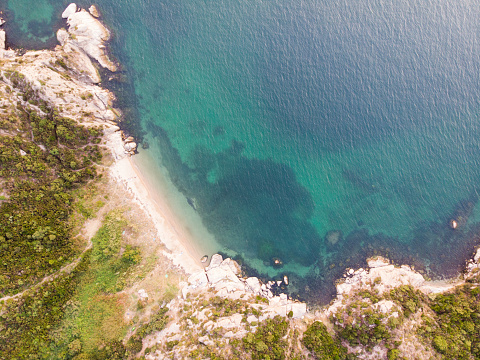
{"left": 106, "top": 128, "right": 219, "bottom": 276}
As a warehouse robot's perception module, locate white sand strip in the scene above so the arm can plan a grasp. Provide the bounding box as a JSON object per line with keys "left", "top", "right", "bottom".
{"left": 105, "top": 128, "right": 206, "bottom": 275}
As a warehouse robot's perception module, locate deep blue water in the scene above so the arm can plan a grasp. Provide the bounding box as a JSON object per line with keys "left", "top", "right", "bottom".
{"left": 4, "top": 0, "right": 480, "bottom": 302}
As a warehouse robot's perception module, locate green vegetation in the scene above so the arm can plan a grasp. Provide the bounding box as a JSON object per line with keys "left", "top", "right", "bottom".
{"left": 242, "top": 316, "right": 289, "bottom": 360}
{"left": 387, "top": 285, "right": 425, "bottom": 318}
{"left": 331, "top": 299, "right": 400, "bottom": 349}
{"left": 0, "top": 73, "right": 139, "bottom": 359}
{"left": 0, "top": 101, "right": 102, "bottom": 296}
{"left": 0, "top": 253, "right": 91, "bottom": 359}
{"left": 0, "top": 203, "right": 143, "bottom": 359}
{"left": 421, "top": 285, "right": 480, "bottom": 359}
{"left": 48, "top": 210, "right": 143, "bottom": 359}
{"left": 126, "top": 307, "right": 169, "bottom": 355}
{"left": 209, "top": 296, "right": 246, "bottom": 319}
{"left": 302, "top": 321, "right": 347, "bottom": 360}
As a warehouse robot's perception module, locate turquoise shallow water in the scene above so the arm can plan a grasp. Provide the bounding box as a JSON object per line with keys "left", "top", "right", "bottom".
{"left": 4, "top": 0, "right": 480, "bottom": 302}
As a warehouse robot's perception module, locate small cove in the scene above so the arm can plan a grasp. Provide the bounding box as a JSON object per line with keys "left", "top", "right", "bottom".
{"left": 4, "top": 0, "right": 480, "bottom": 304}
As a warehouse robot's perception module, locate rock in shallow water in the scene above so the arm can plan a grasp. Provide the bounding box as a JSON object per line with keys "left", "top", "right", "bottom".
{"left": 89, "top": 5, "right": 100, "bottom": 18}
{"left": 62, "top": 3, "right": 77, "bottom": 19}
{"left": 325, "top": 230, "right": 343, "bottom": 246}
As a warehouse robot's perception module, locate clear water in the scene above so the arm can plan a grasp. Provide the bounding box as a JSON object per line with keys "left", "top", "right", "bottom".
{"left": 4, "top": 0, "right": 480, "bottom": 303}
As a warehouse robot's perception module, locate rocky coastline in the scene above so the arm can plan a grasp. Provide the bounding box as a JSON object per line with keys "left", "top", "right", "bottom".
{"left": 0, "top": 3, "right": 137, "bottom": 156}
{"left": 2, "top": 4, "right": 480, "bottom": 359}
{"left": 137, "top": 249, "right": 480, "bottom": 359}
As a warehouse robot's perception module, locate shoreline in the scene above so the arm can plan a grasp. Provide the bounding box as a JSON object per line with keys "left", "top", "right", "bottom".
{"left": 106, "top": 129, "right": 213, "bottom": 276}
{"left": 3, "top": 0, "right": 478, "bottom": 297}
{"left": 4, "top": 4, "right": 480, "bottom": 358}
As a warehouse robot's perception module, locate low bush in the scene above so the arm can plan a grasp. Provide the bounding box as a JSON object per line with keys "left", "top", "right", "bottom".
{"left": 302, "top": 321, "right": 347, "bottom": 360}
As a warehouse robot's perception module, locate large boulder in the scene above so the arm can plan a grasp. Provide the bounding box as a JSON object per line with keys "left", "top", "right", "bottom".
{"left": 124, "top": 142, "right": 137, "bottom": 153}
{"left": 221, "top": 257, "right": 241, "bottom": 275}
{"left": 206, "top": 254, "right": 224, "bottom": 270}
{"left": 62, "top": 3, "right": 77, "bottom": 18}
{"left": 56, "top": 28, "right": 69, "bottom": 46}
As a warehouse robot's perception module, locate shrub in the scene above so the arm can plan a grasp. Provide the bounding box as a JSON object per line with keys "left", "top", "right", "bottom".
{"left": 302, "top": 321, "right": 347, "bottom": 360}
{"left": 387, "top": 285, "right": 424, "bottom": 317}
{"left": 242, "top": 316, "right": 289, "bottom": 360}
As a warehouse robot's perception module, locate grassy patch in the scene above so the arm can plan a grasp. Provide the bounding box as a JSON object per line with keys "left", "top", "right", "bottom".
{"left": 49, "top": 210, "right": 140, "bottom": 358}
{"left": 0, "top": 253, "right": 90, "bottom": 359}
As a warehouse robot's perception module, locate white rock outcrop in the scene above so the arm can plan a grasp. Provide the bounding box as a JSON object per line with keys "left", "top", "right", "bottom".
{"left": 0, "top": 29, "right": 5, "bottom": 50}
{"left": 465, "top": 247, "right": 480, "bottom": 282}
{"left": 124, "top": 142, "right": 137, "bottom": 153}
{"left": 60, "top": 3, "right": 117, "bottom": 72}
{"left": 0, "top": 20, "right": 14, "bottom": 59}
{"left": 182, "top": 255, "right": 306, "bottom": 319}
{"left": 62, "top": 3, "right": 77, "bottom": 18}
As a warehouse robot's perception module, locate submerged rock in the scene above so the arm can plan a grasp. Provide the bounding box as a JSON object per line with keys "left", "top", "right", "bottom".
{"left": 449, "top": 219, "right": 458, "bottom": 229}
{"left": 325, "top": 230, "right": 343, "bottom": 246}
{"left": 271, "top": 257, "right": 283, "bottom": 267}
{"left": 187, "top": 197, "right": 197, "bottom": 211}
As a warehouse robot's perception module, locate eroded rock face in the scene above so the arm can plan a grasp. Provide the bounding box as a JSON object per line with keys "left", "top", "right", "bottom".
{"left": 334, "top": 257, "right": 426, "bottom": 301}
{"left": 146, "top": 254, "right": 307, "bottom": 358}
{"left": 57, "top": 28, "right": 101, "bottom": 84}
{"left": 0, "top": 8, "right": 121, "bottom": 126}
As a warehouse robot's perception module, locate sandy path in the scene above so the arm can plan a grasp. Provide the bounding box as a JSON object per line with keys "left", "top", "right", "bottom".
{"left": 0, "top": 218, "right": 102, "bottom": 303}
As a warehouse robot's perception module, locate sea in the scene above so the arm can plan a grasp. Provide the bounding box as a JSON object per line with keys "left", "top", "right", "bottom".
{"left": 4, "top": 0, "right": 480, "bottom": 303}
